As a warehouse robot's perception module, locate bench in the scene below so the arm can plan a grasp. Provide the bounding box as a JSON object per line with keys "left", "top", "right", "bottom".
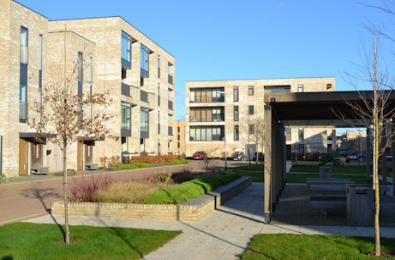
{"left": 85, "top": 163, "right": 98, "bottom": 171}
{"left": 31, "top": 167, "right": 49, "bottom": 175}
{"left": 307, "top": 178, "right": 354, "bottom": 210}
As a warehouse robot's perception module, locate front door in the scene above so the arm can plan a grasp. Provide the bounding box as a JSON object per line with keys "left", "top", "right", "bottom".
{"left": 30, "top": 143, "right": 43, "bottom": 170}
{"left": 85, "top": 144, "right": 93, "bottom": 165}
{"left": 77, "top": 141, "right": 83, "bottom": 171}
{"left": 19, "top": 139, "right": 28, "bottom": 176}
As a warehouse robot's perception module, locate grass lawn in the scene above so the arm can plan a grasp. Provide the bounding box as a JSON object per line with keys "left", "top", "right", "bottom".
{"left": 143, "top": 172, "right": 240, "bottom": 204}
{"left": 241, "top": 234, "right": 395, "bottom": 259}
{"left": 290, "top": 164, "right": 368, "bottom": 174}
{"left": 228, "top": 164, "right": 264, "bottom": 182}
{"left": 0, "top": 223, "right": 181, "bottom": 260}
{"left": 111, "top": 158, "right": 188, "bottom": 170}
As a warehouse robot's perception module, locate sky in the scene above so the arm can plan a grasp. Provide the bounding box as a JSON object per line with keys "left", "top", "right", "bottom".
{"left": 18, "top": 0, "right": 395, "bottom": 120}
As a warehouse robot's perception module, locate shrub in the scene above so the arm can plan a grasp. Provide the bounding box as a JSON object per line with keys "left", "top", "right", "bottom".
{"left": 143, "top": 172, "right": 240, "bottom": 204}
{"left": 94, "top": 181, "right": 173, "bottom": 203}
{"left": 0, "top": 175, "right": 7, "bottom": 184}
{"left": 70, "top": 175, "right": 113, "bottom": 202}
{"left": 125, "top": 155, "right": 184, "bottom": 164}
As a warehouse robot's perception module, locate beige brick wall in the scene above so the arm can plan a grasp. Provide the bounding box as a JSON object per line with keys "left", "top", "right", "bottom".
{"left": 49, "top": 17, "right": 176, "bottom": 163}
{"left": 0, "top": 3, "right": 176, "bottom": 177}
{"left": 185, "top": 77, "right": 336, "bottom": 158}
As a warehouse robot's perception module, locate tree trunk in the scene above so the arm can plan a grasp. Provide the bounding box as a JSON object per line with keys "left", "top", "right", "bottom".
{"left": 63, "top": 142, "right": 70, "bottom": 244}
{"left": 374, "top": 123, "right": 381, "bottom": 256}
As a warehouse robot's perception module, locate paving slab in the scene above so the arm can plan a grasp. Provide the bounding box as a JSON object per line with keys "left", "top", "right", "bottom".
{"left": 24, "top": 183, "right": 395, "bottom": 260}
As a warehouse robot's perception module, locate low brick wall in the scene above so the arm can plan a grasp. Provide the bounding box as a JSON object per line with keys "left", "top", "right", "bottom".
{"left": 52, "top": 176, "right": 251, "bottom": 221}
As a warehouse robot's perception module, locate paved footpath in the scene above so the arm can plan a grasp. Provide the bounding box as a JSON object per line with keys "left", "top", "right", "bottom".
{"left": 0, "top": 161, "right": 228, "bottom": 224}
{"left": 25, "top": 183, "right": 395, "bottom": 260}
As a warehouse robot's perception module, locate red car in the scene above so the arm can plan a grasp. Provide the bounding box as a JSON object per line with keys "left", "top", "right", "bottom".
{"left": 192, "top": 151, "right": 207, "bottom": 160}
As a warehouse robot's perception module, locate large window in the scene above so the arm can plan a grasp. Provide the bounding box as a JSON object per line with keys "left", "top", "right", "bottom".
{"left": 233, "top": 106, "right": 239, "bottom": 121}
{"left": 77, "top": 52, "right": 84, "bottom": 127}
{"left": 157, "top": 111, "right": 160, "bottom": 134}
{"left": 157, "top": 84, "right": 160, "bottom": 106}
{"left": 248, "top": 105, "right": 254, "bottom": 115}
{"left": 20, "top": 26, "right": 28, "bottom": 123}
{"left": 190, "top": 88, "right": 224, "bottom": 103}
{"left": 121, "top": 31, "right": 132, "bottom": 68}
{"left": 189, "top": 126, "right": 224, "bottom": 141}
{"left": 121, "top": 103, "right": 131, "bottom": 129}
{"left": 233, "top": 86, "right": 239, "bottom": 102}
{"left": 38, "top": 34, "right": 43, "bottom": 90}
{"left": 140, "top": 44, "right": 150, "bottom": 77}
{"left": 234, "top": 125, "right": 239, "bottom": 141}
{"left": 140, "top": 108, "right": 149, "bottom": 138}
{"left": 190, "top": 107, "right": 224, "bottom": 122}
{"left": 248, "top": 85, "right": 254, "bottom": 96}
{"left": 249, "top": 124, "right": 255, "bottom": 135}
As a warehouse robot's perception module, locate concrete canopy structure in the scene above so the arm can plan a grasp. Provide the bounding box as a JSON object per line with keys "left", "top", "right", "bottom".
{"left": 263, "top": 90, "right": 395, "bottom": 223}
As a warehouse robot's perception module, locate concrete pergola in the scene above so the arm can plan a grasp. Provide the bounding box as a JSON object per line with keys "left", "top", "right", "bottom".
{"left": 263, "top": 90, "right": 395, "bottom": 223}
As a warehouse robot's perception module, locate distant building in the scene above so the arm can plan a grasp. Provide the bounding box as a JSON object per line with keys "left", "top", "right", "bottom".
{"left": 172, "top": 120, "right": 186, "bottom": 156}
{"left": 185, "top": 77, "right": 337, "bottom": 158}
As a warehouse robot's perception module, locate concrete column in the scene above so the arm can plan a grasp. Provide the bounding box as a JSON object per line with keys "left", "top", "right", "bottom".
{"left": 263, "top": 104, "right": 273, "bottom": 223}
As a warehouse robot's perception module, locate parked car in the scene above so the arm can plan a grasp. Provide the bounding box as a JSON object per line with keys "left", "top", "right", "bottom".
{"left": 231, "top": 151, "right": 245, "bottom": 161}
{"left": 192, "top": 151, "right": 207, "bottom": 160}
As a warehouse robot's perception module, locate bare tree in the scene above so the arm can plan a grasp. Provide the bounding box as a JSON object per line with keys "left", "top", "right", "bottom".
{"left": 31, "top": 32, "right": 112, "bottom": 244}
{"left": 334, "top": 34, "right": 394, "bottom": 256}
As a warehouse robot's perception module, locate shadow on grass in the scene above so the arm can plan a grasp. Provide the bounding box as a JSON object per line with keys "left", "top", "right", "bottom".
{"left": 94, "top": 209, "right": 144, "bottom": 258}
{"left": 20, "top": 184, "right": 65, "bottom": 238}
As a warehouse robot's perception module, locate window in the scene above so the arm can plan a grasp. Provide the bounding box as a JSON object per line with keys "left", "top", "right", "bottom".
{"left": 157, "top": 84, "right": 160, "bottom": 106}
{"left": 298, "top": 144, "right": 305, "bottom": 154}
{"left": 285, "top": 127, "right": 291, "bottom": 141}
{"left": 157, "top": 55, "right": 160, "bottom": 78}
{"left": 297, "top": 84, "right": 304, "bottom": 92}
{"left": 249, "top": 124, "right": 255, "bottom": 135}
{"left": 233, "top": 86, "right": 239, "bottom": 102}
{"left": 298, "top": 128, "right": 304, "bottom": 142}
{"left": 326, "top": 83, "right": 333, "bottom": 90}
{"left": 121, "top": 31, "right": 132, "bottom": 68}
{"left": 189, "top": 126, "right": 224, "bottom": 141}
{"left": 20, "top": 26, "right": 28, "bottom": 122}
{"left": 248, "top": 105, "right": 254, "bottom": 115}
{"left": 140, "top": 108, "right": 149, "bottom": 138}
{"left": 77, "top": 52, "right": 83, "bottom": 95}
{"left": 140, "top": 44, "right": 150, "bottom": 77}
{"left": 121, "top": 103, "right": 131, "bottom": 129}
{"left": 264, "top": 85, "right": 291, "bottom": 94}
{"left": 38, "top": 34, "right": 43, "bottom": 90}
{"left": 212, "top": 88, "right": 225, "bottom": 102}
{"left": 77, "top": 52, "right": 84, "bottom": 127}
{"left": 20, "top": 26, "right": 28, "bottom": 64}
{"left": 157, "top": 111, "right": 160, "bottom": 134}
{"left": 248, "top": 85, "right": 254, "bottom": 96}
{"left": 168, "top": 63, "right": 174, "bottom": 84}
{"left": 234, "top": 125, "right": 239, "bottom": 141}
{"left": 233, "top": 106, "right": 239, "bottom": 121}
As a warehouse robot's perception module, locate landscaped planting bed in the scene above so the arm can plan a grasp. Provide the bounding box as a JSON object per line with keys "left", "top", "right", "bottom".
{"left": 53, "top": 172, "right": 250, "bottom": 221}
{"left": 0, "top": 223, "right": 180, "bottom": 260}
{"left": 241, "top": 234, "right": 395, "bottom": 259}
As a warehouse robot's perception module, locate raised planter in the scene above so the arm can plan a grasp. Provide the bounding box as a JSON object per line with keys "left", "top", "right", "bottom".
{"left": 52, "top": 176, "right": 252, "bottom": 221}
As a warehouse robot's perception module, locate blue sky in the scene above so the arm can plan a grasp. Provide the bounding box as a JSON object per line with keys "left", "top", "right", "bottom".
{"left": 19, "top": 0, "right": 394, "bottom": 120}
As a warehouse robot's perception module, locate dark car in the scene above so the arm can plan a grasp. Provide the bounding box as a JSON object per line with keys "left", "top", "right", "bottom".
{"left": 231, "top": 151, "right": 245, "bottom": 161}
{"left": 192, "top": 151, "right": 208, "bottom": 160}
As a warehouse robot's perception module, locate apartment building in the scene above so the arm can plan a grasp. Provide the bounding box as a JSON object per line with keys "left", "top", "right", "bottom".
{"left": 172, "top": 120, "right": 186, "bottom": 156}
{"left": 185, "top": 78, "right": 336, "bottom": 159}
{"left": 0, "top": 0, "right": 175, "bottom": 178}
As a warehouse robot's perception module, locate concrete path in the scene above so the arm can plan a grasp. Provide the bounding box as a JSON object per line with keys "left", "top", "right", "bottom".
{"left": 0, "top": 161, "right": 240, "bottom": 224}
{"left": 25, "top": 183, "right": 395, "bottom": 260}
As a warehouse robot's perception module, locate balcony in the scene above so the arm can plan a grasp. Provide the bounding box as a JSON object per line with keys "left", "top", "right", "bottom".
{"left": 168, "top": 75, "right": 174, "bottom": 85}
{"left": 121, "top": 83, "right": 131, "bottom": 96}
{"left": 168, "top": 126, "right": 173, "bottom": 136}
{"left": 140, "top": 90, "right": 148, "bottom": 102}
{"left": 168, "top": 100, "right": 174, "bottom": 110}
{"left": 19, "top": 101, "right": 27, "bottom": 122}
